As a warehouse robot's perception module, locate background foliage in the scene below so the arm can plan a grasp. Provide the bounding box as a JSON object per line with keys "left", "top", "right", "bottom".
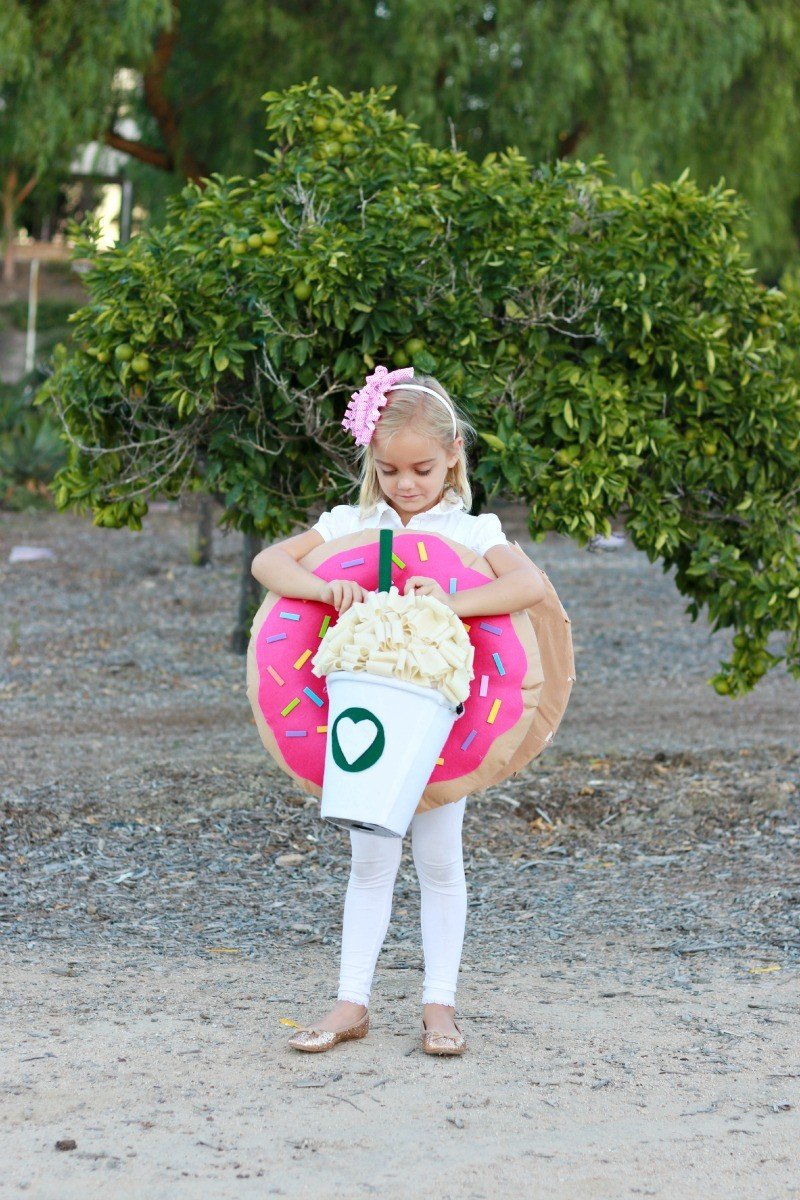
{"left": 37, "top": 79, "right": 800, "bottom": 694}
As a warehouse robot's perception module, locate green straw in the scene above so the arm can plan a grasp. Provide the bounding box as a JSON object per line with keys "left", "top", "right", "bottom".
{"left": 378, "top": 528, "right": 393, "bottom": 593}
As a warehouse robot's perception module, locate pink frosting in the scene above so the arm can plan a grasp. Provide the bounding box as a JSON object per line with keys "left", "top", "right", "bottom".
{"left": 254, "top": 533, "right": 528, "bottom": 789}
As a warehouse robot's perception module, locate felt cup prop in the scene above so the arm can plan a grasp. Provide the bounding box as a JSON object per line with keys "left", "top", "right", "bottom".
{"left": 246, "top": 529, "right": 576, "bottom": 817}
{"left": 311, "top": 585, "right": 471, "bottom": 837}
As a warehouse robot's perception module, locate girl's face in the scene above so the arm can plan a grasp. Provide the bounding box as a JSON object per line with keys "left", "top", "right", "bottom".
{"left": 372, "top": 426, "right": 462, "bottom": 522}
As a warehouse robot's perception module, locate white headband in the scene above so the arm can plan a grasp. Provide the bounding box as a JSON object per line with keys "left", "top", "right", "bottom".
{"left": 387, "top": 383, "right": 458, "bottom": 440}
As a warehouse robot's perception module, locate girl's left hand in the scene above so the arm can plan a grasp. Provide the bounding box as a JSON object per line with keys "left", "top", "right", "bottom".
{"left": 403, "top": 576, "right": 455, "bottom": 610}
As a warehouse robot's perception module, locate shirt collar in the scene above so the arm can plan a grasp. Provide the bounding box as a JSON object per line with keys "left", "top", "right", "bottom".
{"left": 369, "top": 489, "right": 465, "bottom": 521}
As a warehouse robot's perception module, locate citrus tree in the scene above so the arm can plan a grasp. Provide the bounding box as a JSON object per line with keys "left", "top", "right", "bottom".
{"left": 38, "top": 78, "right": 800, "bottom": 693}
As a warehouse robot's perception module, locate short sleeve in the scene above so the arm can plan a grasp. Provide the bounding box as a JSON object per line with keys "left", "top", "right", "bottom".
{"left": 311, "top": 504, "right": 359, "bottom": 542}
{"left": 471, "top": 512, "right": 509, "bottom": 557}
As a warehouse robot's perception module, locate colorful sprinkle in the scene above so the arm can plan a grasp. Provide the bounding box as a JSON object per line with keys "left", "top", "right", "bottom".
{"left": 267, "top": 665, "right": 284, "bottom": 686}
{"left": 266, "top": 632, "right": 287, "bottom": 644}
{"left": 492, "top": 652, "right": 506, "bottom": 677}
{"left": 293, "top": 649, "right": 312, "bottom": 670}
{"left": 316, "top": 725, "right": 328, "bottom": 734}
{"left": 318, "top": 615, "right": 331, "bottom": 638}
{"left": 479, "top": 674, "right": 489, "bottom": 697}
{"left": 285, "top": 730, "right": 307, "bottom": 738}
{"left": 460, "top": 729, "right": 478, "bottom": 751}
{"left": 436, "top": 757, "right": 445, "bottom": 766}
{"left": 391, "top": 552, "right": 406, "bottom": 569}
{"left": 281, "top": 697, "right": 300, "bottom": 717}
{"left": 487, "top": 698, "right": 502, "bottom": 725}
{"left": 417, "top": 541, "right": 428, "bottom": 562}
{"left": 449, "top": 578, "right": 457, "bottom": 594}
{"left": 279, "top": 611, "right": 301, "bottom": 621}
{"left": 480, "top": 621, "right": 503, "bottom": 635}
{"left": 303, "top": 686, "right": 324, "bottom": 707}
{"left": 341, "top": 557, "right": 365, "bottom": 568}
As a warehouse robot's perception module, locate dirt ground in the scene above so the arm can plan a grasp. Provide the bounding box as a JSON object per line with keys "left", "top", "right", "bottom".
{"left": 1, "top": 501, "right": 799, "bottom": 1199}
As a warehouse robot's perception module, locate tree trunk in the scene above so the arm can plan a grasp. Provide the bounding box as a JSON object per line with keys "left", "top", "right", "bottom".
{"left": 196, "top": 492, "right": 214, "bottom": 566}
{"left": 230, "top": 530, "right": 263, "bottom": 654}
{"left": 2, "top": 170, "right": 18, "bottom": 285}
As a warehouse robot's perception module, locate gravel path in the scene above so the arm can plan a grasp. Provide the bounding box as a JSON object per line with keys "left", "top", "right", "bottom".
{"left": 2, "top": 501, "right": 799, "bottom": 1198}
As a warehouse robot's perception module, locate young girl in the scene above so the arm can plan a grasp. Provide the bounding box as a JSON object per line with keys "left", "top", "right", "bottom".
{"left": 251, "top": 365, "right": 545, "bottom": 1055}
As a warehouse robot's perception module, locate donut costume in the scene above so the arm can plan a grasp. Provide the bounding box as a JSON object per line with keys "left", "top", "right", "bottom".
{"left": 246, "top": 527, "right": 575, "bottom": 815}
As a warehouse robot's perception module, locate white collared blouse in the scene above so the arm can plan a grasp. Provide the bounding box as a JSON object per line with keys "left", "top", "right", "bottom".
{"left": 311, "top": 487, "right": 509, "bottom": 559}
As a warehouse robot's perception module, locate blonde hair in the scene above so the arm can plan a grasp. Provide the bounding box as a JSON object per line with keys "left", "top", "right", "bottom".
{"left": 355, "top": 374, "right": 476, "bottom": 515}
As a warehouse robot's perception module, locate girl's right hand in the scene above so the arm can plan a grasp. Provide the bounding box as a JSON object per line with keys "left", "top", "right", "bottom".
{"left": 318, "top": 579, "right": 369, "bottom": 614}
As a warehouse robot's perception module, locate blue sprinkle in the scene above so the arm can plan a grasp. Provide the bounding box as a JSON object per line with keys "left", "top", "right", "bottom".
{"left": 460, "top": 729, "right": 478, "bottom": 751}
{"left": 492, "top": 651, "right": 506, "bottom": 676}
{"left": 266, "top": 632, "right": 287, "bottom": 643}
{"left": 279, "top": 611, "right": 301, "bottom": 621}
{"left": 303, "top": 687, "right": 324, "bottom": 707}
{"left": 449, "top": 578, "right": 457, "bottom": 594}
{"left": 284, "top": 730, "right": 307, "bottom": 738}
{"left": 480, "top": 621, "right": 503, "bottom": 635}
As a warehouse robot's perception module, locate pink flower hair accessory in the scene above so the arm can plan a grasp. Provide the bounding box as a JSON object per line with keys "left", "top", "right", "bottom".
{"left": 342, "top": 363, "right": 459, "bottom": 446}
{"left": 341, "top": 364, "right": 415, "bottom": 447}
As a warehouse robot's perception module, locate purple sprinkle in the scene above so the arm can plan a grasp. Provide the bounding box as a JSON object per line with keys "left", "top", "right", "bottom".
{"left": 266, "top": 632, "right": 288, "bottom": 643}
{"left": 284, "top": 730, "right": 308, "bottom": 738}
{"left": 460, "top": 729, "right": 478, "bottom": 751}
{"left": 303, "top": 687, "right": 324, "bottom": 707}
{"left": 279, "top": 611, "right": 301, "bottom": 621}
{"left": 479, "top": 621, "right": 503, "bottom": 635}
{"left": 341, "top": 557, "right": 365, "bottom": 568}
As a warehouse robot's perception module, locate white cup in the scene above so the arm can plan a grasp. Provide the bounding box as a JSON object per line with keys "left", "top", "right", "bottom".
{"left": 320, "top": 670, "right": 464, "bottom": 838}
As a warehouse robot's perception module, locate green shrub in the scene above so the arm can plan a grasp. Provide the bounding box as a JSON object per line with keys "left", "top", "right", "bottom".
{"left": 36, "top": 79, "right": 800, "bottom": 694}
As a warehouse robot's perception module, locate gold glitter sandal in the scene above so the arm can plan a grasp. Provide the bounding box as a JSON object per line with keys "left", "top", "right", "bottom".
{"left": 287, "top": 1009, "right": 369, "bottom": 1053}
{"left": 421, "top": 1017, "right": 466, "bottom": 1056}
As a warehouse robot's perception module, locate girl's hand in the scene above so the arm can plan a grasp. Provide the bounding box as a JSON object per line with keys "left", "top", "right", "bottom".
{"left": 403, "top": 576, "right": 455, "bottom": 610}
{"left": 319, "top": 579, "right": 369, "bottom": 614}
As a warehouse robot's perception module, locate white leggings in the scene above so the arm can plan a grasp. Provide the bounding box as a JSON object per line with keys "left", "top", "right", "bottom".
{"left": 336, "top": 796, "right": 467, "bottom": 1008}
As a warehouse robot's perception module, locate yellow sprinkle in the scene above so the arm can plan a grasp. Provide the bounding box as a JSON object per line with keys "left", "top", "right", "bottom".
{"left": 279, "top": 1017, "right": 300, "bottom": 1027}
{"left": 417, "top": 541, "right": 428, "bottom": 562}
{"left": 487, "top": 698, "right": 501, "bottom": 725}
{"left": 391, "top": 552, "right": 406, "bottom": 569}
{"left": 316, "top": 725, "right": 328, "bottom": 734}
{"left": 436, "top": 757, "right": 444, "bottom": 766}
{"left": 293, "top": 649, "right": 312, "bottom": 669}
{"left": 281, "top": 697, "right": 300, "bottom": 717}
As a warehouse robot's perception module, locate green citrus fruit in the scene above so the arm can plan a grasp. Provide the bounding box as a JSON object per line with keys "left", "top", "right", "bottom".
{"left": 232, "top": 241, "right": 248, "bottom": 255}
{"left": 131, "top": 354, "right": 151, "bottom": 376}
{"left": 96, "top": 349, "right": 110, "bottom": 364}
{"left": 115, "top": 343, "right": 134, "bottom": 362}
{"left": 261, "top": 227, "right": 279, "bottom": 245}
{"left": 392, "top": 349, "right": 410, "bottom": 367}
{"left": 342, "top": 143, "right": 358, "bottom": 158}
{"left": 713, "top": 678, "right": 730, "bottom": 695}
{"left": 733, "top": 633, "right": 748, "bottom": 649}
{"left": 293, "top": 280, "right": 312, "bottom": 301}
{"left": 329, "top": 117, "right": 346, "bottom": 133}
{"left": 247, "top": 233, "right": 262, "bottom": 249}
{"left": 405, "top": 337, "right": 425, "bottom": 356}
{"left": 259, "top": 244, "right": 276, "bottom": 256}
{"left": 701, "top": 441, "right": 718, "bottom": 456}
{"left": 312, "top": 115, "right": 329, "bottom": 133}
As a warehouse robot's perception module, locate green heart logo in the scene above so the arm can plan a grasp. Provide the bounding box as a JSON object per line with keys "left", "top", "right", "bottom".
{"left": 331, "top": 708, "right": 385, "bottom": 772}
